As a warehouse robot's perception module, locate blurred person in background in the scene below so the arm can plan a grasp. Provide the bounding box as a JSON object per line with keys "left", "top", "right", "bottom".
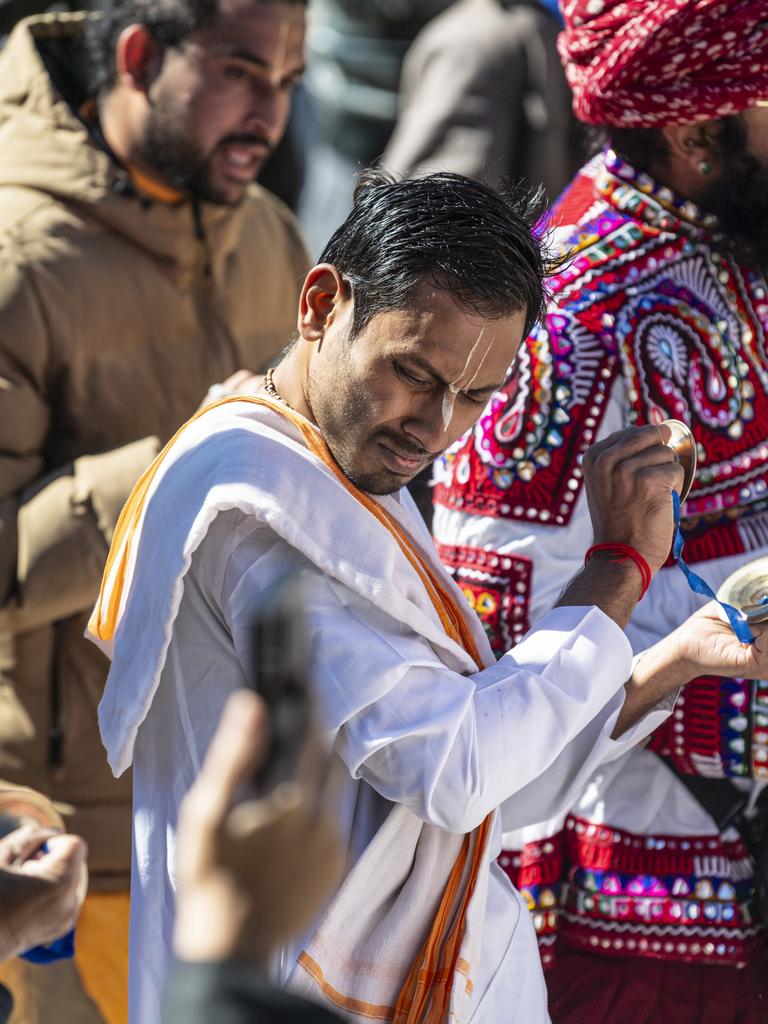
{"left": 384, "top": 0, "right": 581, "bottom": 202}
{"left": 0, "top": 2, "right": 81, "bottom": 45}
{"left": 165, "top": 688, "right": 344, "bottom": 1024}
{"left": 433, "top": 0, "right": 768, "bottom": 1020}
{"left": 296, "top": 0, "right": 452, "bottom": 254}
{"left": 0, "top": 0, "right": 309, "bottom": 1019}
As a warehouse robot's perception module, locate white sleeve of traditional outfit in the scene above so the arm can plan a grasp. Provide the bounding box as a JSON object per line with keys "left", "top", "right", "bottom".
{"left": 432, "top": 379, "right": 678, "bottom": 839}
{"left": 222, "top": 516, "right": 667, "bottom": 837}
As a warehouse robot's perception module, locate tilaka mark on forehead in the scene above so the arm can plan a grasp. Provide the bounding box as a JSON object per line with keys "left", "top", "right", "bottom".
{"left": 441, "top": 326, "right": 495, "bottom": 429}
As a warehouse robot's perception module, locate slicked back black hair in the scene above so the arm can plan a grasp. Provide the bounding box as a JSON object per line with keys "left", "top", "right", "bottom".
{"left": 319, "top": 169, "right": 553, "bottom": 341}
{"left": 85, "top": 0, "right": 307, "bottom": 95}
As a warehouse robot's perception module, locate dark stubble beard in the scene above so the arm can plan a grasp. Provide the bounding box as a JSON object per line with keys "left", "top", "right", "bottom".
{"left": 306, "top": 354, "right": 415, "bottom": 496}
{"left": 699, "top": 122, "right": 768, "bottom": 272}
{"left": 142, "top": 96, "right": 269, "bottom": 206}
{"left": 142, "top": 99, "right": 225, "bottom": 203}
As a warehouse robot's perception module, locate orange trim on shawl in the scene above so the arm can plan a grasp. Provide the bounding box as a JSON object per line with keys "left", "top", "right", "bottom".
{"left": 89, "top": 395, "right": 490, "bottom": 1021}
{"left": 90, "top": 396, "right": 479, "bottom": 654}
{"left": 296, "top": 953, "right": 397, "bottom": 1019}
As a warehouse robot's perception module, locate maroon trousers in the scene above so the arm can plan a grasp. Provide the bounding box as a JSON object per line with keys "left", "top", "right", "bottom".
{"left": 548, "top": 948, "right": 768, "bottom": 1024}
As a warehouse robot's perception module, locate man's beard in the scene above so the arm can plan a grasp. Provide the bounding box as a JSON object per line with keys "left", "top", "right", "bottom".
{"left": 319, "top": 411, "right": 435, "bottom": 497}
{"left": 142, "top": 99, "right": 269, "bottom": 206}
{"left": 700, "top": 134, "right": 768, "bottom": 270}
{"left": 329, "top": 436, "right": 433, "bottom": 495}
{"left": 336, "top": 429, "right": 434, "bottom": 496}
{"left": 307, "top": 354, "right": 433, "bottom": 496}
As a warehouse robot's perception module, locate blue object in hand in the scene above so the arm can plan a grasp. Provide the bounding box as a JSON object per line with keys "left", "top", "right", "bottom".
{"left": 671, "top": 490, "right": 754, "bottom": 645}
{"left": 20, "top": 930, "right": 75, "bottom": 964}
{"left": 19, "top": 842, "right": 76, "bottom": 964}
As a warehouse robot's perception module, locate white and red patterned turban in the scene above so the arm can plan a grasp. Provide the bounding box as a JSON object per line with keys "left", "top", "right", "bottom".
{"left": 559, "top": 0, "right": 768, "bottom": 127}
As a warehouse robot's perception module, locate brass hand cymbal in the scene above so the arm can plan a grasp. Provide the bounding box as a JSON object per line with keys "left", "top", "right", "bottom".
{"left": 661, "top": 419, "right": 697, "bottom": 504}
{"left": 717, "top": 556, "right": 768, "bottom": 624}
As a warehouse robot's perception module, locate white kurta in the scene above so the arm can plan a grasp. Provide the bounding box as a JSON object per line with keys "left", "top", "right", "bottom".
{"left": 93, "top": 403, "right": 671, "bottom": 1024}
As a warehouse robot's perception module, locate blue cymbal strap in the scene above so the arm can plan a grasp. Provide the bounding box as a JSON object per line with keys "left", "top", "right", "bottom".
{"left": 671, "top": 491, "right": 754, "bottom": 645}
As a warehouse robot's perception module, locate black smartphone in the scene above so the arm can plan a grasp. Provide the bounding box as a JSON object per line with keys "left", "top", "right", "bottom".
{"left": 251, "top": 567, "right": 313, "bottom": 794}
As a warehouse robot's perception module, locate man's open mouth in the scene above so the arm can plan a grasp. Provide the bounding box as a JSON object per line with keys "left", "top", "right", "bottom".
{"left": 219, "top": 141, "right": 269, "bottom": 182}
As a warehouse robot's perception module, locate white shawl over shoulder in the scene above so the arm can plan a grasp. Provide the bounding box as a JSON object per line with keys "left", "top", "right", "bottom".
{"left": 91, "top": 397, "right": 496, "bottom": 1024}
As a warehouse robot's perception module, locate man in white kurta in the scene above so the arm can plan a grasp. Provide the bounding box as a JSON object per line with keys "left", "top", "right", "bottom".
{"left": 95, "top": 403, "right": 667, "bottom": 1024}
{"left": 89, "top": 172, "right": 768, "bottom": 1024}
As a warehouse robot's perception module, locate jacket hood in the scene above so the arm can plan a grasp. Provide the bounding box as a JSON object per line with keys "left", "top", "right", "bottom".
{"left": 0, "top": 12, "right": 247, "bottom": 272}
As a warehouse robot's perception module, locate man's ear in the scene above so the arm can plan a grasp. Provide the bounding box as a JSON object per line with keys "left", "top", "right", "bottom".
{"left": 662, "top": 119, "right": 723, "bottom": 177}
{"left": 115, "top": 25, "right": 164, "bottom": 93}
{"left": 297, "top": 264, "right": 349, "bottom": 344}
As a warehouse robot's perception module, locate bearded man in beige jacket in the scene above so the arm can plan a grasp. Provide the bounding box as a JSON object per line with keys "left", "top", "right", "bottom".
{"left": 0, "top": 1, "right": 309, "bottom": 1020}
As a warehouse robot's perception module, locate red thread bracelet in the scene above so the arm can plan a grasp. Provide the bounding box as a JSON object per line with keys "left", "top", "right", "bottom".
{"left": 584, "top": 543, "right": 652, "bottom": 599}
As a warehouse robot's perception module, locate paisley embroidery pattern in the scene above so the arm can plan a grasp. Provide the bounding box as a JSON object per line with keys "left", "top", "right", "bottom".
{"left": 433, "top": 151, "right": 768, "bottom": 534}
{"left": 437, "top": 150, "right": 768, "bottom": 969}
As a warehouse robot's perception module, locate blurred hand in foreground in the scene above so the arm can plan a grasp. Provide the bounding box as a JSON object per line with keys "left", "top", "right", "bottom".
{"left": 0, "top": 825, "right": 86, "bottom": 960}
{"left": 173, "top": 689, "right": 343, "bottom": 966}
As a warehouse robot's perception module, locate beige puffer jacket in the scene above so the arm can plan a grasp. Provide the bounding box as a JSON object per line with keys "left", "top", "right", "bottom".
{"left": 0, "top": 13, "right": 310, "bottom": 884}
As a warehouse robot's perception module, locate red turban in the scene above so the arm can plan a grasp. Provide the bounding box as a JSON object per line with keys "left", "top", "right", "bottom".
{"left": 559, "top": 0, "right": 768, "bottom": 127}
